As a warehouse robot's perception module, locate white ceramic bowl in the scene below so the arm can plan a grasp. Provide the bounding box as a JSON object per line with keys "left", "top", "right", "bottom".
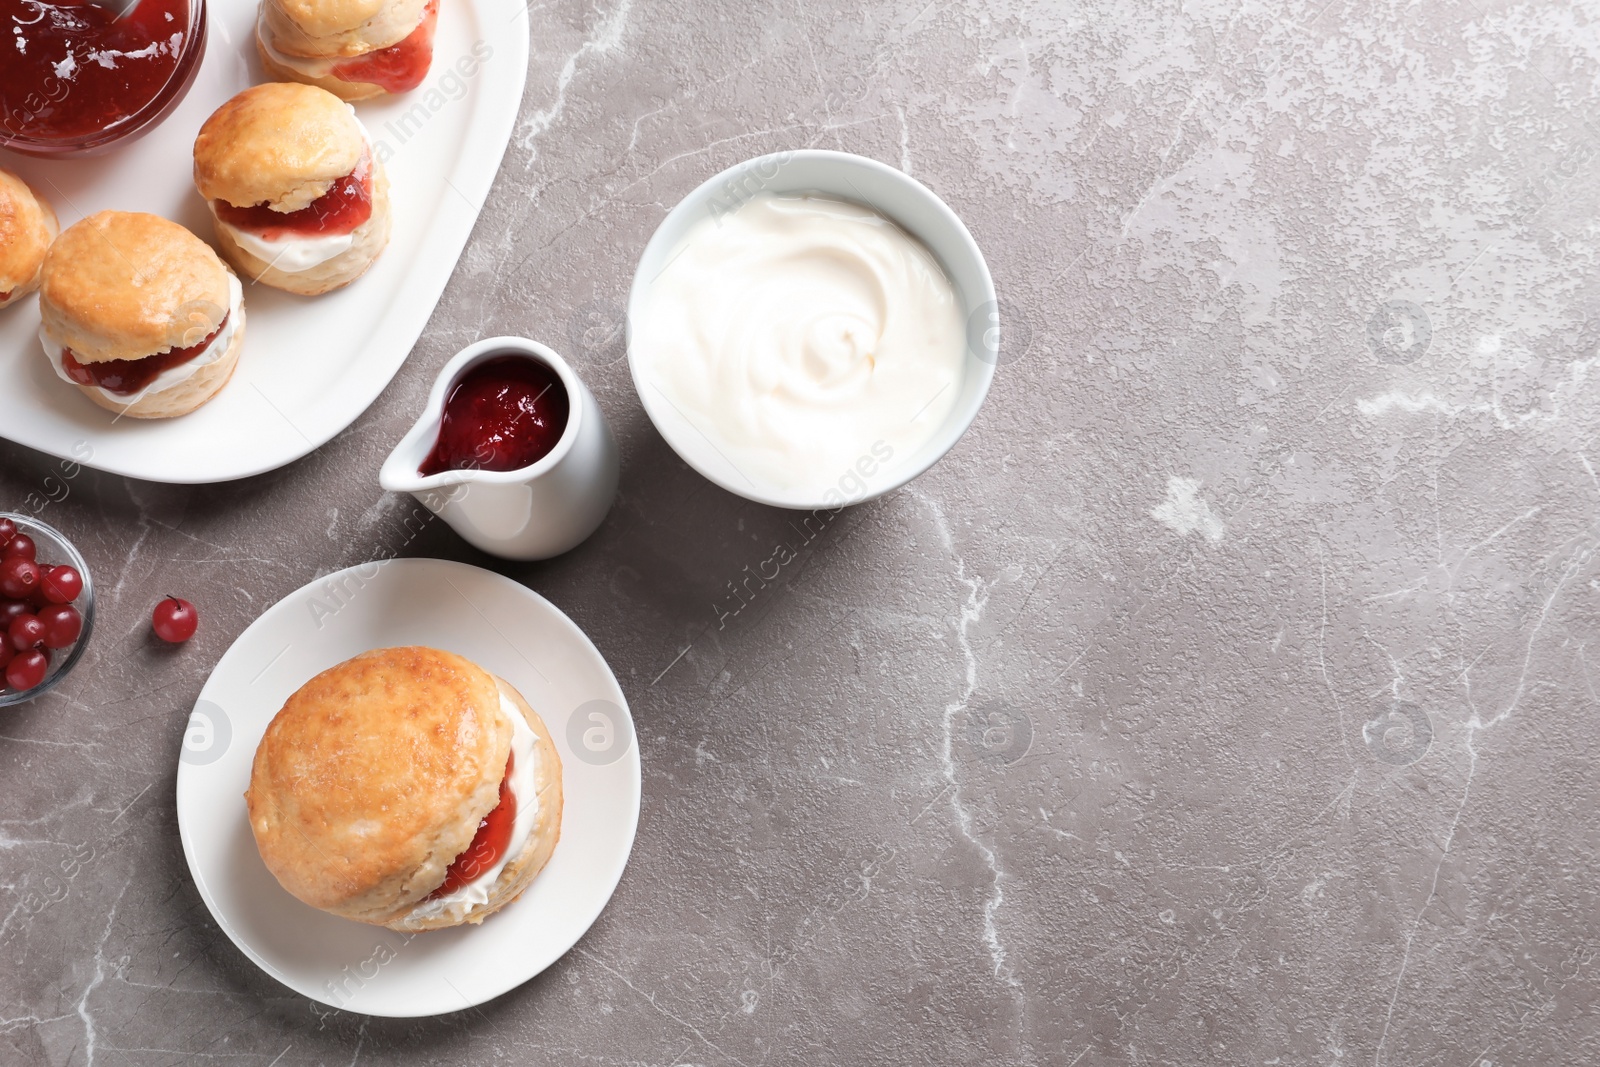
{"left": 626, "top": 150, "right": 998, "bottom": 510}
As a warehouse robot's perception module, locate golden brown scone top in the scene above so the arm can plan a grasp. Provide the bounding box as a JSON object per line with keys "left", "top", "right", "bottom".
{"left": 246, "top": 647, "right": 514, "bottom": 925}
{"left": 260, "top": 0, "right": 431, "bottom": 58}
{"left": 0, "top": 169, "right": 59, "bottom": 294}
{"left": 194, "top": 83, "right": 365, "bottom": 212}
{"left": 39, "top": 212, "right": 231, "bottom": 364}
{"left": 278, "top": 0, "right": 385, "bottom": 37}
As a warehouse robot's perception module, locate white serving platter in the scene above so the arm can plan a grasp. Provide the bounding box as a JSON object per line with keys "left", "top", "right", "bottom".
{"left": 0, "top": 0, "right": 528, "bottom": 483}
{"left": 176, "top": 558, "right": 641, "bottom": 1017}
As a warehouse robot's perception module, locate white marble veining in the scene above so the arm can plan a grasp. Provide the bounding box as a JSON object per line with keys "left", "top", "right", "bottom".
{"left": 3, "top": 0, "right": 1600, "bottom": 1063}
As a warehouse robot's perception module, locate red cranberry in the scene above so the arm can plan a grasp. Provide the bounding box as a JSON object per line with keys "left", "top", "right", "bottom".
{"left": 0, "top": 600, "right": 28, "bottom": 627}
{"left": 152, "top": 596, "right": 197, "bottom": 643}
{"left": 37, "top": 604, "right": 82, "bottom": 650}
{"left": 5, "top": 649, "right": 48, "bottom": 691}
{"left": 0, "top": 558, "right": 40, "bottom": 599}
{"left": 40, "top": 565, "right": 83, "bottom": 604}
{"left": 3, "top": 533, "right": 36, "bottom": 561}
{"left": 9, "top": 614, "right": 45, "bottom": 651}
{"left": 0, "top": 518, "right": 15, "bottom": 548}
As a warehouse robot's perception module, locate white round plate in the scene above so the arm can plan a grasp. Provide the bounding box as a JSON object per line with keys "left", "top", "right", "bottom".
{"left": 176, "top": 558, "right": 640, "bottom": 1017}
{"left": 0, "top": 0, "right": 529, "bottom": 483}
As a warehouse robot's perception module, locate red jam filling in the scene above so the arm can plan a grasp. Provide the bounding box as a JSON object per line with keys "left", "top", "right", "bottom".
{"left": 331, "top": 0, "right": 438, "bottom": 94}
{"left": 0, "top": 0, "right": 189, "bottom": 142}
{"left": 213, "top": 156, "right": 373, "bottom": 240}
{"left": 60, "top": 313, "right": 227, "bottom": 396}
{"left": 429, "top": 752, "right": 516, "bottom": 899}
{"left": 420, "top": 356, "right": 569, "bottom": 476}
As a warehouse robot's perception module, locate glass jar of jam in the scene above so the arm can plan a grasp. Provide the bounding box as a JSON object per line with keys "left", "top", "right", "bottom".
{"left": 0, "top": 0, "right": 209, "bottom": 158}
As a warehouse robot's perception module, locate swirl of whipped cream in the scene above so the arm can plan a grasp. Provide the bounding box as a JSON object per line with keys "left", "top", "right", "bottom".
{"left": 634, "top": 193, "right": 965, "bottom": 497}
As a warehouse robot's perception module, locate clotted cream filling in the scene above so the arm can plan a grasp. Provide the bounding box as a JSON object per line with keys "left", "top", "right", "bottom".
{"left": 211, "top": 115, "right": 373, "bottom": 274}
{"left": 405, "top": 693, "right": 540, "bottom": 924}
{"left": 40, "top": 271, "right": 243, "bottom": 407}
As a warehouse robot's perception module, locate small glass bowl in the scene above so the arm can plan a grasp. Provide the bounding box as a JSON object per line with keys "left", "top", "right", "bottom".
{"left": 0, "top": 514, "right": 95, "bottom": 707}
{"left": 0, "top": 0, "right": 209, "bottom": 159}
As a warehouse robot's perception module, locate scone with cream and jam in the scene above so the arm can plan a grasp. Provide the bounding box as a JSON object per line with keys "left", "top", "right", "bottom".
{"left": 38, "top": 211, "right": 244, "bottom": 419}
{"left": 246, "top": 647, "right": 563, "bottom": 931}
{"left": 255, "top": 0, "right": 438, "bottom": 101}
{"left": 193, "top": 83, "right": 391, "bottom": 297}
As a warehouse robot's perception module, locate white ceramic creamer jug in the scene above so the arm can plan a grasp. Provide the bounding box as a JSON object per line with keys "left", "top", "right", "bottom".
{"left": 379, "top": 337, "right": 619, "bottom": 560}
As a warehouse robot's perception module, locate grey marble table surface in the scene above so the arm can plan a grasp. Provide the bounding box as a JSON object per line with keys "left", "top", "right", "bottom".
{"left": 4, "top": 0, "right": 1600, "bottom": 1064}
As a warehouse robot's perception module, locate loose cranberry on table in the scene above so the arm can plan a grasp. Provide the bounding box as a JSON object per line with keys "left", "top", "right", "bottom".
{"left": 152, "top": 597, "right": 198, "bottom": 643}
{"left": 0, "top": 557, "right": 40, "bottom": 599}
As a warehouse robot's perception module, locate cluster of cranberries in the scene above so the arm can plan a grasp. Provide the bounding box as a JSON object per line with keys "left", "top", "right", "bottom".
{"left": 0, "top": 519, "right": 85, "bottom": 694}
